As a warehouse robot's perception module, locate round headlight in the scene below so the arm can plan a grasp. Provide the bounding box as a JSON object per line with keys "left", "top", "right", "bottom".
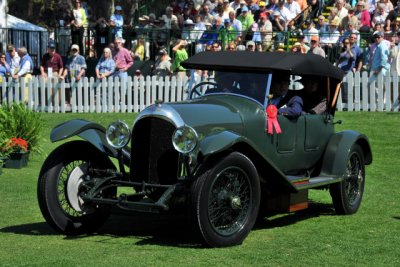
{"left": 172, "top": 126, "right": 198, "bottom": 154}
{"left": 106, "top": 120, "right": 131, "bottom": 149}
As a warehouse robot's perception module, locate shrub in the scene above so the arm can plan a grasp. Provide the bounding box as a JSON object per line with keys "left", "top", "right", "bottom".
{"left": 0, "top": 103, "right": 44, "bottom": 155}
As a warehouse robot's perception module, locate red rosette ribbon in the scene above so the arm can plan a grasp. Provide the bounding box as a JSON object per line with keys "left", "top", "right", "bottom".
{"left": 266, "top": 105, "right": 282, "bottom": 135}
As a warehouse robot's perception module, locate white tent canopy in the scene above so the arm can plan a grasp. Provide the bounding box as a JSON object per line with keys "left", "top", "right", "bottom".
{"left": 7, "top": 14, "right": 47, "bottom": 32}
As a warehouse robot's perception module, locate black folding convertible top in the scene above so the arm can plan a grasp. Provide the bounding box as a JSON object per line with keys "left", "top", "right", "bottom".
{"left": 182, "top": 51, "right": 344, "bottom": 81}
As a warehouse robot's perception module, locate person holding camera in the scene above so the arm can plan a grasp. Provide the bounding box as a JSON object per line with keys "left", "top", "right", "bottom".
{"left": 337, "top": 37, "right": 354, "bottom": 74}
{"left": 172, "top": 39, "right": 189, "bottom": 80}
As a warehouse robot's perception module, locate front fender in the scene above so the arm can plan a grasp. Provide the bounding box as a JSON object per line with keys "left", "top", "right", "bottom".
{"left": 199, "top": 131, "right": 244, "bottom": 156}
{"left": 321, "top": 130, "right": 372, "bottom": 177}
{"left": 199, "top": 131, "right": 297, "bottom": 192}
{"left": 50, "top": 119, "right": 120, "bottom": 159}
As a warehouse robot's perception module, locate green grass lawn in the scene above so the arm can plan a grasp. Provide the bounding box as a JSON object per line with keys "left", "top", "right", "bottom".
{"left": 0, "top": 112, "right": 399, "bottom": 266}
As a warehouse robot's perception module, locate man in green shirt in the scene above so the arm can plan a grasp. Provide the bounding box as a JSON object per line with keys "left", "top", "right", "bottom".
{"left": 237, "top": 6, "right": 254, "bottom": 39}
{"left": 172, "top": 39, "right": 189, "bottom": 80}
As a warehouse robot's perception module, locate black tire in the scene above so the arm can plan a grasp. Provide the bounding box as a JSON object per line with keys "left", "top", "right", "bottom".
{"left": 37, "top": 140, "right": 116, "bottom": 235}
{"left": 330, "top": 144, "right": 365, "bottom": 215}
{"left": 190, "top": 152, "right": 260, "bottom": 247}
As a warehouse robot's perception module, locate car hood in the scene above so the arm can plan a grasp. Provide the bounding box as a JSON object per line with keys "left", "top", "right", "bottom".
{"left": 135, "top": 94, "right": 264, "bottom": 139}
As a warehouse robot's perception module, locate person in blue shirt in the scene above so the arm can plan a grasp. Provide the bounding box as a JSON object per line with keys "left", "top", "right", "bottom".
{"left": 95, "top": 47, "right": 115, "bottom": 80}
{"left": 110, "top": 5, "right": 124, "bottom": 38}
{"left": 269, "top": 74, "right": 303, "bottom": 118}
{"left": 0, "top": 53, "right": 11, "bottom": 80}
{"left": 371, "top": 31, "right": 390, "bottom": 76}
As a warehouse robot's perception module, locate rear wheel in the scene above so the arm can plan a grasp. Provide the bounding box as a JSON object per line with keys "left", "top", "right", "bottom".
{"left": 37, "top": 140, "right": 116, "bottom": 235}
{"left": 330, "top": 144, "right": 365, "bottom": 215}
{"left": 190, "top": 152, "right": 260, "bottom": 247}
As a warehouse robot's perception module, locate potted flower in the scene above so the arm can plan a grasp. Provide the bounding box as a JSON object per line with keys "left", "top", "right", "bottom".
{"left": 2, "top": 137, "right": 30, "bottom": 169}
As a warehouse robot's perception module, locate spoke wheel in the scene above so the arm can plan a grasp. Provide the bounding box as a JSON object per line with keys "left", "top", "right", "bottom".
{"left": 190, "top": 152, "right": 260, "bottom": 247}
{"left": 38, "top": 140, "right": 116, "bottom": 235}
{"left": 208, "top": 167, "right": 251, "bottom": 236}
{"left": 330, "top": 144, "right": 365, "bottom": 215}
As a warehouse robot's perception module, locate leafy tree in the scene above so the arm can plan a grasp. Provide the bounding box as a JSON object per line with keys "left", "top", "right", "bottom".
{"left": 7, "top": 0, "right": 171, "bottom": 29}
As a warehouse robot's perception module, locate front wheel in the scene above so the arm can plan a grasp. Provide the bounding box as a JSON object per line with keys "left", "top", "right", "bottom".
{"left": 37, "top": 140, "right": 116, "bottom": 235}
{"left": 190, "top": 152, "right": 260, "bottom": 247}
{"left": 330, "top": 144, "right": 365, "bottom": 215}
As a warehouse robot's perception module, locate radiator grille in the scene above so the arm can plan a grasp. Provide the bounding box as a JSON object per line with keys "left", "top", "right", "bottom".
{"left": 130, "top": 118, "right": 179, "bottom": 185}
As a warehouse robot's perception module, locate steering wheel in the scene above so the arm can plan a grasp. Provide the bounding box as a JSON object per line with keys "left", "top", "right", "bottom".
{"left": 189, "top": 81, "right": 219, "bottom": 99}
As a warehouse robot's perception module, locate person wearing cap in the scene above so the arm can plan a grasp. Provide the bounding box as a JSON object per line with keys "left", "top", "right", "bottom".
{"left": 303, "top": 20, "right": 319, "bottom": 45}
{"left": 40, "top": 42, "right": 64, "bottom": 80}
{"left": 61, "top": 44, "right": 87, "bottom": 82}
{"left": 110, "top": 5, "right": 124, "bottom": 38}
{"left": 237, "top": 5, "right": 255, "bottom": 36}
{"left": 113, "top": 37, "right": 133, "bottom": 79}
{"left": 307, "top": 35, "right": 326, "bottom": 57}
{"left": 246, "top": 40, "right": 256, "bottom": 51}
{"left": 354, "top": 1, "right": 371, "bottom": 33}
{"left": 182, "top": 18, "right": 196, "bottom": 43}
{"left": 296, "top": 32, "right": 310, "bottom": 52}
{"left": 253, "top": 1, "right": 267, "bottom": 22}
{"left": 271, "top": 10, "right": 286, "bottom": 45}
{"left": 153, "top": 49, "right": 172, "bottom": 78}
{"left": 258, "top": 12, "right": 273, "bottom": 51}
{"left": 319, "top": 18, "right": 340, "bottom": 47}
{"left": 291, "top": 42, "right": 306, "bottom": 53}
{"left": 220, "top": 19, "right": 238, "bottom": 49}
{"left": 370, "top": 31, "right": 390, "bottom": 76}
{"left": 5, "top": 44, "right": 20, "bottom": 75}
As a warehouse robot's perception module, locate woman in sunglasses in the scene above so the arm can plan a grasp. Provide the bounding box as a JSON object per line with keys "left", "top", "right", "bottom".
{"left": 0, "top": 53, "right": 11, "bottom": 81}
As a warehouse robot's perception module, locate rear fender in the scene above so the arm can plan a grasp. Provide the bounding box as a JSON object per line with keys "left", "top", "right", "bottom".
{"left": 321, "top": 130, "right": 372, "bottom": 177}
{"left": 50, "top": 119, "right": 124, "bottom": 160}
{"left": 199, "top": 131, "right": 297, "bottom": 193}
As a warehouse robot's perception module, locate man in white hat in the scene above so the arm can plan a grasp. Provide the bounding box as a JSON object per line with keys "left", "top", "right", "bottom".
{"left": 60, "top": 44, "right": 87, "bottom": 109}
{"left": 110, "top": 5, "right": 124, "bottom": 38}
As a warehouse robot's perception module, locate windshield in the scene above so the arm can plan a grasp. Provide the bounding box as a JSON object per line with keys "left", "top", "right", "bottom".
{"left": 189, "top": 70, "right": 271, "bottom": 106}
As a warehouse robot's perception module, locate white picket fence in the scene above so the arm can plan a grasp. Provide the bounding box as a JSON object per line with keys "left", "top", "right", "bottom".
{"left": 0, "top": 72, "right": 399, "bottom": 113}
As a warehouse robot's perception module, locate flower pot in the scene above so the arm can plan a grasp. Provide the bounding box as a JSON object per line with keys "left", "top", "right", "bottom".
{"left": 4, "top": 152, "right": 30, "bottom": 169}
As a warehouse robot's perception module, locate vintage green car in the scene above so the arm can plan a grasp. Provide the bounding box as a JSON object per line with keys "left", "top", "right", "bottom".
{"left": 37, "top": 52, "right": 372, "bottom": 247}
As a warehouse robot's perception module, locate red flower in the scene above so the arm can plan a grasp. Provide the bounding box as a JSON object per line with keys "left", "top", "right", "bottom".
{"left": 3, "top": 137, "right": 29, "bottom": 154}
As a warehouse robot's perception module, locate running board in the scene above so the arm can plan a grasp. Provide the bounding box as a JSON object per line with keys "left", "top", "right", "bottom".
{"left": 287, "top": 175, "right": 342, "bottom": 190}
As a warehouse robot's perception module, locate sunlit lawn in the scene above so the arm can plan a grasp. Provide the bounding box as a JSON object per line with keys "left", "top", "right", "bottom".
{"left": 0, "top": 112, "right": 399, "bottom": 266}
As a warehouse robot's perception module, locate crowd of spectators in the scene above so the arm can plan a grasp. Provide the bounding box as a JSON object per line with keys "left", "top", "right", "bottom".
{"left": 2, "top": 0, "right": 400, "bottom": 82}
